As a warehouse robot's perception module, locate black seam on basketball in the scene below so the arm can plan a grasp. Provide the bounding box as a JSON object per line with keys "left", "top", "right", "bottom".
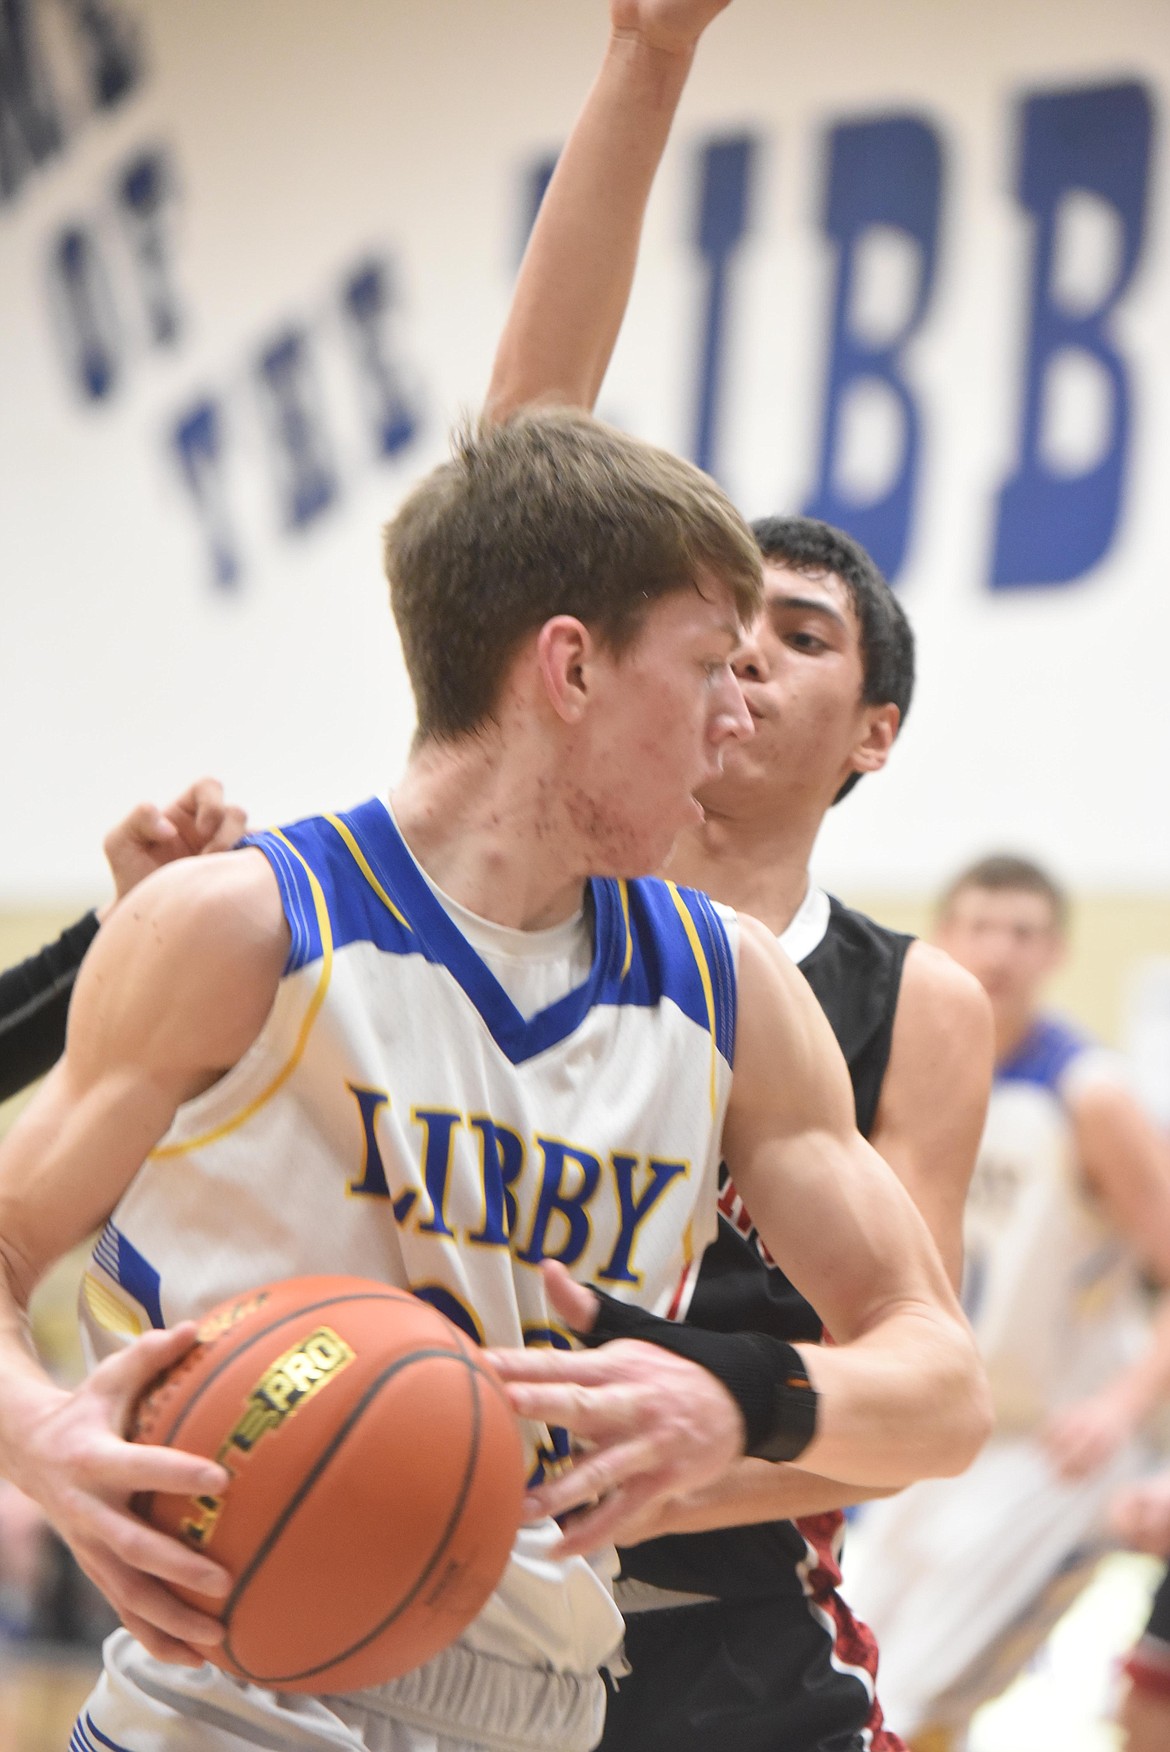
{"left": 140, "top": 1292, "right": 432, "bottom": 1446}
{"left": 221, "top": 1347, "right": 486, "bottom": 1685}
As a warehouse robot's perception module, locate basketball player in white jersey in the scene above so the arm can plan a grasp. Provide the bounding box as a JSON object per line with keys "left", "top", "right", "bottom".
{"left": 842, "top": 856, "right": 1170, "bottom": 1751}
{"left": 477, "top": 5, "right": 991, "bottom": 1746}
{"left": 0, "top": 396, "right": 988, "bottom": 1752}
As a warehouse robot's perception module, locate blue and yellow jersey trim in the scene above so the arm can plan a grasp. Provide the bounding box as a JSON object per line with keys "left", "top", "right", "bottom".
{"left": 243, "top": 798, "right": 738, "bottom": 1075}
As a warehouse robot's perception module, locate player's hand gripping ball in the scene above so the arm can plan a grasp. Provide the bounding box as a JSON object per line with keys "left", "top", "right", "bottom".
{"left": 130, "top": 1276, "right": 526, "bottom": 1693}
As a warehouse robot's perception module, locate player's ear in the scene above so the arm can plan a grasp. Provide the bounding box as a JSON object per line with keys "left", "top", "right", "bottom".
{"left": 849, "top": 701, "right": 900, "bottom": 778}
{"left": 535, "top": 615, "right": 594, "bottom": 724}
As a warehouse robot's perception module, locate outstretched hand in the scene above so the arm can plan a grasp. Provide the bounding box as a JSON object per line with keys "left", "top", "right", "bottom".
{"left": 104, "top": 777, "right": 248, "bottom": 907}
{"left": 14, "top": 1323, "right": 233, "bottom": 1666}
{"left": 610, "top": 0, "right": 733, "bottom": 56}
{"left": 484, "top": 1261, "right": 744, "bottom": 1557}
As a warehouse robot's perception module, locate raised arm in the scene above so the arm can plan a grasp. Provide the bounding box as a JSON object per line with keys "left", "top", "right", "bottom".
{"left": 0, "top": 851, "right": 285, "bottom": 1663}
{"left": 485, "top": 0, "right": 731, "bottom": 422}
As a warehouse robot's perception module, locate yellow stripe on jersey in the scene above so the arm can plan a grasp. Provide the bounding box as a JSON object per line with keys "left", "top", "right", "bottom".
{"left": 617, "top": 880, "right": 634, "bottom": 980}
{"left": 666, "top": 882, "right": 719, "bottom": 1117}
{"left": 327, "top": 813, "right": 413, "bottom": 932}
{"left": 149, "top": 830, "right": 334, "bottom": 1159}
{"left": 83, "top": 1271, "right": 144, "bottom": 1336}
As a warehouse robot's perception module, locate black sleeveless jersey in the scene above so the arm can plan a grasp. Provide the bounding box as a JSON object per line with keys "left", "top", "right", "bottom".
{"left": 618, "top": 893, "right": 913, "bottom": 1601}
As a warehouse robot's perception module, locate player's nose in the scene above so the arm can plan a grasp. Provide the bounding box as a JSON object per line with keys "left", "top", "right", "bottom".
{"left": 731, "top": 621, "right": 768, "bottom": 683}
{"left": 711, "top": 672, "right": 754, "bottom": 747}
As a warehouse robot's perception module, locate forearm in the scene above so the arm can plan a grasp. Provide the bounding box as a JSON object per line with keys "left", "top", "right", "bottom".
{"left": 652, "top": 1459, "right": 892, "bottom": 1535}
{"left": 795, "top": 1309, "right": 990, "bottom": 1488}
{"left": 0, "top": 913, "right": 99, "bottom": 1101}
{"left": 0, "top": 1250, "right": 72, "bottom": 1497}
{"left": 486, "top": 31, "right": 695, "bottom": 421}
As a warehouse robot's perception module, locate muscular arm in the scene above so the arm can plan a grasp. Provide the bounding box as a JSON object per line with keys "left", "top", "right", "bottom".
{"left": 0, "top": 850, "right": 286, "bottom": 1662}
{"left": 720, "top": 920, "right": 990, "bottom": 1489}
{"left": 486, "top": 0, "right": 730, "bottom": 422}
{"left": 868, "top": 942, "right": 991, "bottom": 1291}
{"left": 644, "top": 942, "right": 992, "bottom": 1531}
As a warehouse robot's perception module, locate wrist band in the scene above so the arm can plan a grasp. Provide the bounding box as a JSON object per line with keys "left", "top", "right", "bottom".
{"left": 580, "top": 1289, "right": 819, "bottom": 1463}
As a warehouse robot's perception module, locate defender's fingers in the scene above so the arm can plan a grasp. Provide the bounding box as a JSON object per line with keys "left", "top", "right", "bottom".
{"left": 541, "top": 1261, "right": 601, "bottom": 1335}
{"left": 499, "top": 1379, "right": 645, "bottom": 1441}
{"left": 523, "top": 1433, "right": 660, "bottom": 1522}
{"left": 198, "top": 804, "right": 247, "bottom": 854}
{"left": 552, "top": 1479, "right": 669, "bottom": 1558}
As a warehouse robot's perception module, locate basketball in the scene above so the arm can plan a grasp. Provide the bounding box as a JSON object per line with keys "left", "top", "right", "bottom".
{"left": 129, "top": 1275, "right": 527, "bottom": 1694}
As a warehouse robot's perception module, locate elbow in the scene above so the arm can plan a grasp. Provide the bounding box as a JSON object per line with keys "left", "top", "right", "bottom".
{"left": 934, "top": 1335, "right": 994, "bottom": 1477}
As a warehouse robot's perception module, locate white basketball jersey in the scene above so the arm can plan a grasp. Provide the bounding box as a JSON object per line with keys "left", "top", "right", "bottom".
{"left": 961, "top": 1015, "right": 1147, "bottom": 1430}
{"left": 79, "top": 796, "right": 738, "bottom": 1684}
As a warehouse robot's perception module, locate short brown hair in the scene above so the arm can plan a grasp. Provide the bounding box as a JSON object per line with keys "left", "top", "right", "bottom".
{"left": 383, "top": 407, "right": 763, "bottom": 740}
{"left": 939, "top": 853, "right": 1068, "bottom": 932}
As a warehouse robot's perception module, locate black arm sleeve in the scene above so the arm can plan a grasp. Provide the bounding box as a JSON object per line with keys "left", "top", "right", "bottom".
{"left": 0, "top": 912, "right": 101, "bottom": 1102}
{"left": 580, "top": 1287, "right": 819, "bottom": 1463}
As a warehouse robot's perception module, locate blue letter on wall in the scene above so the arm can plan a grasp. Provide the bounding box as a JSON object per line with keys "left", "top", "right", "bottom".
{"left": 256, "top": 328, "right": 337, "bottom": 530}
{"left": 804, "top": 116, "right": 943, "bottom": 583}
{"left": 173, "top": 399, "right": 240, "bottom": 591}
{"left": 0, "top": 0, "right": 61, "bottom": 202}
{"left": 342, "top": 258, "right": 417, "bottom": 460}
{"left": 117, "top": 147, "right": 181, "bottom": 346}
{"left": 692, "top": 134, "right": 757, "bottom": 480}
{"left": 49, "top": 224, "right": 119, "bottom": 400}
{"left": 991, "top": 82, "right": 1153, "bottom": 589}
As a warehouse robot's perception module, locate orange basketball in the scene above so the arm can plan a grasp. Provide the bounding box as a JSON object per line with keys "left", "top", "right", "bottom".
{"left": 130, "top": 1275, "right": 526, "bottom": 1694}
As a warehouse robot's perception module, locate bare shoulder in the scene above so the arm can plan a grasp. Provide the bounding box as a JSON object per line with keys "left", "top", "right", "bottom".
{"left": 881, "top": 941, "right": 993, "bottom": 1131}
{"left": 730, "top": 911, "right": 854, "bottom": 1128}
{"left": 896, "top": 940, "right": 991, "bottom": 1045}
{"left": 72, "top": 848, "right": 289, "bottom": 1079}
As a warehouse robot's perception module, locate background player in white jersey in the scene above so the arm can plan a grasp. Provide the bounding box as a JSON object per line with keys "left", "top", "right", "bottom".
{"left": 0, "top": 395, "right": 988, "bottom": 1752}
{"left": 844, "top": 854, "right": 1170, "bottom": 1752}
{"left": 478, "top": 4, "right": 993, "bottom": 1745}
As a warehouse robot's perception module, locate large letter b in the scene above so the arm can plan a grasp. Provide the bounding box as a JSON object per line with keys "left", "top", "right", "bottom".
{"left": 992, "top": 82, "right": 1153, "bottom": 589}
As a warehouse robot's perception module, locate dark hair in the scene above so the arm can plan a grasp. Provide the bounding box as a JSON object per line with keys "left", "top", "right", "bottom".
{"left": 938, "top": 853, "right": 1068, "bottom": 932}
{"left": 750, "top": 515, "right": 915, "bottom": 803}
{"left": 384, "top": 407, "right": 763, "bottom": 741}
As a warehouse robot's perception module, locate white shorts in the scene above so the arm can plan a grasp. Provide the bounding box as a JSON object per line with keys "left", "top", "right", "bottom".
{"left": 841, "top": 1432, "right": 1140, "bottom": 1738}
{"left": 72, "top": 1626, "right": 607, "bottom": 1752}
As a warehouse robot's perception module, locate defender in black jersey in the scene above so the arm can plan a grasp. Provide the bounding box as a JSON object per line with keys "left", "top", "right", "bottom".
{"left": 484, "top": 6, "right": 994, "bottom": 1743}
{"left": 606, "top": 895, "right": 915, "bottom": 1752}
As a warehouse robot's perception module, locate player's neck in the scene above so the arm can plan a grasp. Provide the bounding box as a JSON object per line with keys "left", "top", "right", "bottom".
{"left": 663, "top": 806, "right": 821, "bottom": 936}
{"left": 391, "top": 741, "right": 587, "bottom": 931}
{"left": 992, "top": 1004, "right": 1041, "bottom": 1066}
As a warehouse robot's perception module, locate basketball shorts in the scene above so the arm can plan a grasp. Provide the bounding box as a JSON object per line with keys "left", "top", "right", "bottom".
{"left": 842, "top": 1432, "right": 1137, "bottom": 1737}
{"left": 73, "top": 1627, "right": 607, "bottom": 1752}
{"left": 596, "top": 1591, "right": 902, "bottom": 1752}
{"left": 1124, "top": 1563, "right": 1170, "bottom": 1701}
